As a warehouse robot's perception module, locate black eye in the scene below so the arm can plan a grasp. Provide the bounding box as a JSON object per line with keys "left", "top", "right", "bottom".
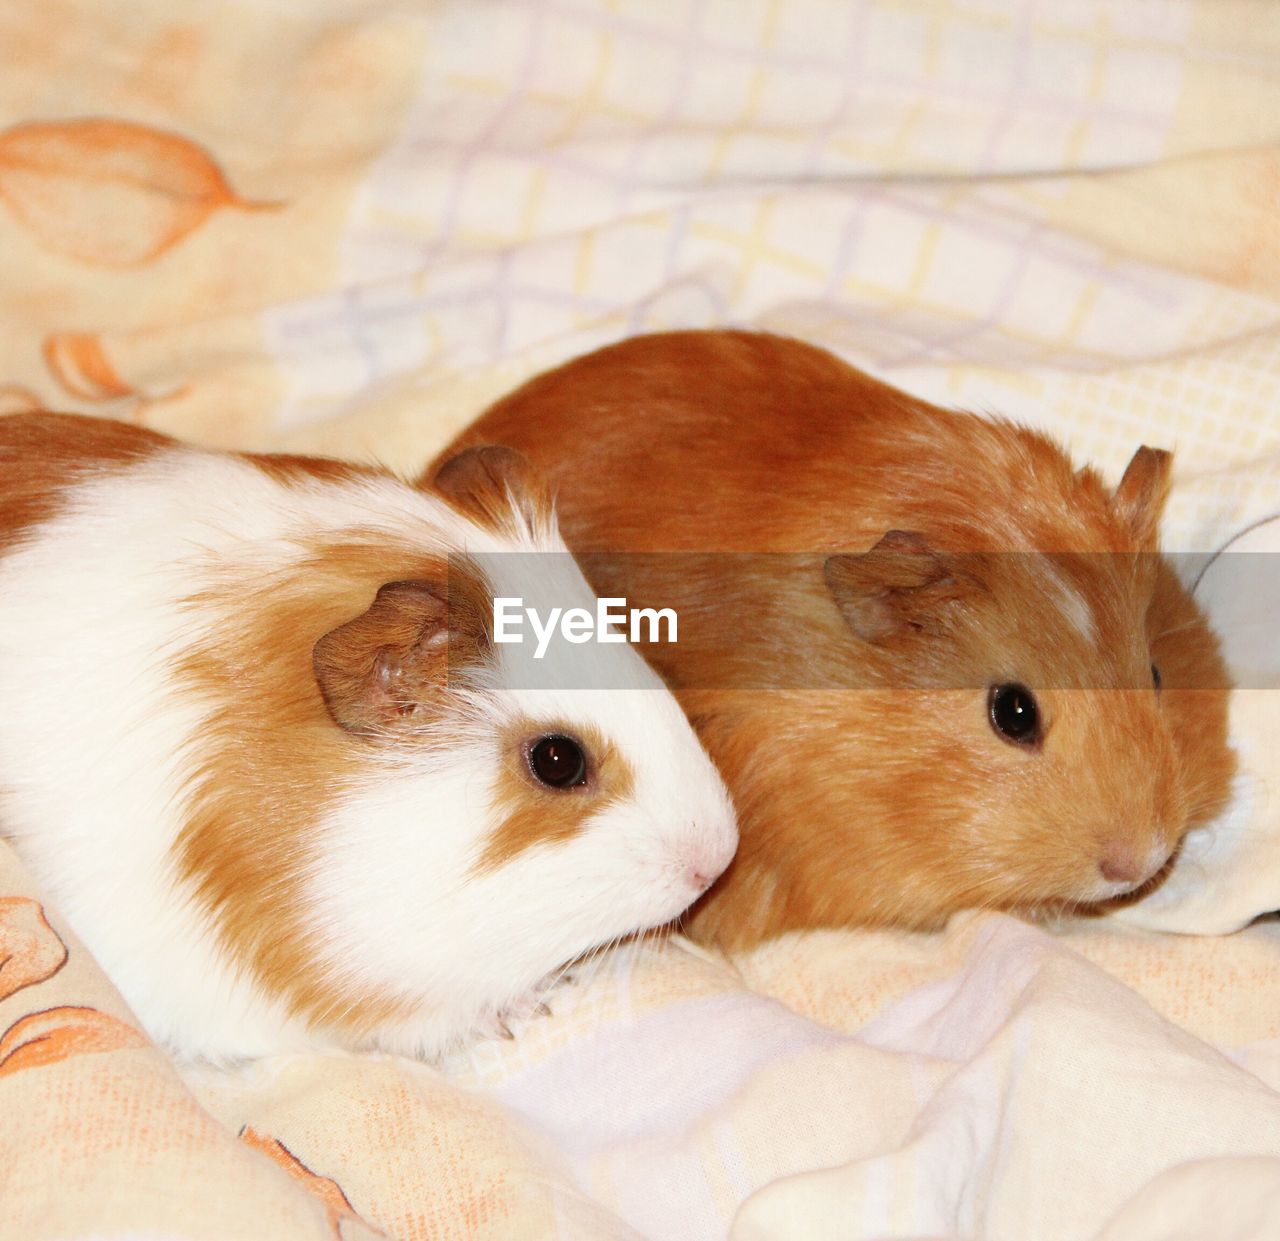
{"left": 988, "top": 683, "right": 1041, "bottom": 747}
{"left": 1151, "top": 663, "right": 1162, "bottom": 691}
{"left": 528, "top": 734, "right": 587, "bottom": 789}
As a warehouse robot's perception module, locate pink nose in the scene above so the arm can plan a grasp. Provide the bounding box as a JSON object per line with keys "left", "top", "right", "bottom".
{"left": 686, "top": 868, "right": 714, "bottom": 893}
{"left": 1099, "top": 854, "right": 1142, "bottom": 884}
{"left": 1102, "top": 842, "right": 1176, "bottom": 887}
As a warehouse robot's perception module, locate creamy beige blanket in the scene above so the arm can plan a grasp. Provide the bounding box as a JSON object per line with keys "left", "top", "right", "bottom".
{"left": 2, "top": 1, "right": 1280, "bottom": 1238}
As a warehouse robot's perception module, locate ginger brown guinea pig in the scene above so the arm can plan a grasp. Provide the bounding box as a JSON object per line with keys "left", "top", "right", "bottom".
{"left": 434, "top": 330, "right": 1235, "bottom": 949}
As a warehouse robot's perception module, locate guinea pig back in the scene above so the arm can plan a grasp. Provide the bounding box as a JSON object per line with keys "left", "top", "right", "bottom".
{"left": 0, "top": 413, "right": 736, "bottom": 1059}
{"left": 443, "top": 330, "right": 1236, "bottom": 948}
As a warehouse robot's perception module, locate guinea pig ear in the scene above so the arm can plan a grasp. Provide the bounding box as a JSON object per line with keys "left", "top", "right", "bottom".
{"left": 1113, "top": 446, "right": 1172, "bottom": 549}
{"left": 823, "top": 530, "right": 975, "bottom": 644}
{"left": 313, "top": 579, "right": 487, "bottom": 736}
{"left": 429, "top": 445, "right": 552, "bottom": 534}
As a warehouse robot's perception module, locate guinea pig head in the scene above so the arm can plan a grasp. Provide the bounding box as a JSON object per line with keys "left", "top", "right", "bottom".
{"left": 287, "top": 446, "right": 737, "bottom": 1053}
{"left": 812, "top": 446, "right": 1226, "bottom": 924}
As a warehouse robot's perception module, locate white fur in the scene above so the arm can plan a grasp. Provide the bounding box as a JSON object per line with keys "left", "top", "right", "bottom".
{"left": 0, "top": 445, "right": 736, "bottom": 1061}
{"left": 1041, "top": 562, "right": 1098, "bottom": 646}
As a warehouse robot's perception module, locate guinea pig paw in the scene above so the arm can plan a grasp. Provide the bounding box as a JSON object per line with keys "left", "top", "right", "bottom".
{"left": 506, "top": 996, "right": 551, "bottom": 1024}
{"left": 505, "top": 989, "right": 560, "bottom": 1028}
{"left": 469, "top": 1009, "right": 514, "bottom": 1045}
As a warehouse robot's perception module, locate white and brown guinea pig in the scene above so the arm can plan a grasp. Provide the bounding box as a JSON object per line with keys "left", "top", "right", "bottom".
{"left": 441, "top": 330, "right": 1236, "bottom": 949}
{"left": 0, "top": 413, "right": 736, "bottom": 1061}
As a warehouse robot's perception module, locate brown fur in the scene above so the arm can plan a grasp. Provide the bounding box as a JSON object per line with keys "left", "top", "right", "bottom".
{"left": 244, "top": 450, "right": 382, "bottom": 490}
{"left": 433, "top": 443, "right": 555, "bottom": 538}
{"left": 1113, "top": 447, "right": 1173, "bottom": 549}
{"left": 475, "top": 720, "right": 635, "bottom": 874}
{"left": 441, "top": 330, "right": 1236, "bottom": 948}
{"left": 0, "top": 411, "right": 173, "bottom": 551}
{"left": 0, "top": 414, "right": 386, "bottom": 552}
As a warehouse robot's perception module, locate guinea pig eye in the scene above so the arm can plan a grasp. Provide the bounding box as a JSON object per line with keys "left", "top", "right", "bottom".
{"left": 528, "top": 734, "right": 588, "bottom": 789}
{"left": 1151, "top": 662, "right": 1162, "bottom": 691}
{"left": 988, "top": 683, "right": 1041, "bottom": 748}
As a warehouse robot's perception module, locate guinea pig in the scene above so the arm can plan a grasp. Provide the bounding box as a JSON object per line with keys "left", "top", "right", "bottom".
{"left": 0, "top": 412, "right": 737, "bottom": 1061}
{"left": 438, "top": 329, "right": 1236, "bottom": 949}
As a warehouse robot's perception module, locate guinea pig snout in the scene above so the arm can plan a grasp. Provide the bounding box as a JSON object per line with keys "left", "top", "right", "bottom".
{"left": 1095, "top": 839, "right": 1175, "bottom": 896}
{"left": 685, "top": 866, "right": 716, "bottom": 894}
{"left": 671, "top": 817, "right": 737, "bottom": 896}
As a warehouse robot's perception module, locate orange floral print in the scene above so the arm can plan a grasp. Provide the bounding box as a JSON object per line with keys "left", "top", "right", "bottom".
{"left": 0, "top": 896, "right": 68, "bottom": 1001}
{"left": 42, "top": 331, "right": 193, "bottom": 418}
{"left": 0, "top": 117, "right": 281, "bottom": 267}
{"left": 42, "top": 333, "right": 134, "bottom": 402}
{"left": 241, "top": 1127, "right": 383, "bottom": 1239}
{"left": 0, "top": 1005, "right": 147, "bottom": 1076}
